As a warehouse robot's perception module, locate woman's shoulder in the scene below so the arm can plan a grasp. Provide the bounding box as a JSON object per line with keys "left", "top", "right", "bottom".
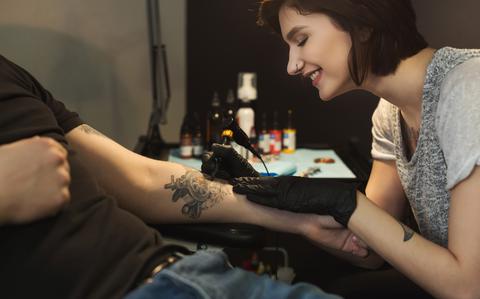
{"left": 439, "top": 54, "right": 480, "bottom": 106}
{"left": 444, "top": 55, "right": 480, "bottom": 84}
{"left": 434, "top": 52, "right": 480, "bottom": 189}
{"left": 372, "top": 98, "right": 396, "bottom": 123}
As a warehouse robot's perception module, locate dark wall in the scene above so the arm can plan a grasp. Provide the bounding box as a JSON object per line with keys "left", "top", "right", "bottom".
{"left": 414, "top": 0, "right": 480, "bottom": 49}
{"left": 186, "top": 0, "right": 480, "bottom": 158}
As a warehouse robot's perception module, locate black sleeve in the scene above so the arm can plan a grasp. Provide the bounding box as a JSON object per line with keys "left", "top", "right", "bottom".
{"left": 0, "top": 55, "right": 84, "bottom": 145}
{"left": 0, "top": 54, "right": 84, "bottom": 134}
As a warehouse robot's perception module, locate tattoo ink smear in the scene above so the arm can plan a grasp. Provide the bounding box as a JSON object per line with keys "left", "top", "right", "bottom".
{"left": 165, "top": 171, "right": 227, "bottom": 218}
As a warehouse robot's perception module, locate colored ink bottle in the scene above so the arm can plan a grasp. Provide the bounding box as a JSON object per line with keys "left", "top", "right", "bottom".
{"left": 282, "top": 109, "right": 296, "bottom": 153}
{"left": 258, "top": 112, "right": 270, "bottom": 155}
{"left": 249, "top": 126, "right": 258, "bottom": 153}
{"left": 224, "top": 89, "right": 237, "bottom": 120}
{"left": 192, "top": 112, "right": 204, "bottom": 158}
{"left": 270, "top": 111, "right": 282, "bottom": 155}
{"left": 179, "top": 114, "right": 193, "bottom": 159}
{"left": 206, "top": 91, "right": 223, "bottom": 149}
{"left": 236, "top": 73, "right": 257, "bottom": 159}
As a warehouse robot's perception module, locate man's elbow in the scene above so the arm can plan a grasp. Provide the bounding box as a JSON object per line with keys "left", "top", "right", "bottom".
{"left": 454, "top": 282, "right": 480, "bottom": 299}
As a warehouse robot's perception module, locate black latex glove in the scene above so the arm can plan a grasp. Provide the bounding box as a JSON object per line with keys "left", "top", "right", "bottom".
{"left": 201, "top": 144, "right": 260, "bottom": 180}
{"left": 232, "top": 176, "right": 358, "bottom": 227}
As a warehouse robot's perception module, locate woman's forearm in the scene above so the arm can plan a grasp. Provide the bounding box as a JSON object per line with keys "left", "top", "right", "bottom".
{"left": 349, "top": 192, "right": 474, "bottom": 299}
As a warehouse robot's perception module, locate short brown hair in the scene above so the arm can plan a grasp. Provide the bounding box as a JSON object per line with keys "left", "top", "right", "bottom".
{"left": 258, "top": 0, "right": 428, "bottom": 85}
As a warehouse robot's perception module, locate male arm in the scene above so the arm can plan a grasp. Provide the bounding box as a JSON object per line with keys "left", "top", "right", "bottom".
{"left": 65, "top": 124, "right": 315, "bottom": 234}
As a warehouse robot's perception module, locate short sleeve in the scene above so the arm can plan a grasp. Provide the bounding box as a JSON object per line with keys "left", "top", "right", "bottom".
{"left": 436, "top": 57, "right": 480, "bottom": 189}
{"left": 371, "top": 98, "right": 396, "bottom": 161}
{"left": 6, "top": 57, "right": 84, "bottom": 133}
{"left": 0, "top": 55, "right": 83, "bottom": 146}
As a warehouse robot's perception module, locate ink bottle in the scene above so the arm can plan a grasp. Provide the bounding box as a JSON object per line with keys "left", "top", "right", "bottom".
{"left": 282, "top": 109, "right": 296, "bottom": 153}
{"left": 179, "top": 114, "right": 193, "bottom": 159}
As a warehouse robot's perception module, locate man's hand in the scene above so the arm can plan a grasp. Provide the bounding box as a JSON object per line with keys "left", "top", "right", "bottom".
{"left": 302, "top": 214, "right": 369, "bottom": 257}
{"left": 0, "top": 137, "right": 71, "bottom": 225}
{"left": 201, "top": 143, "right": 259, "bottom": 180}
{"left": 232, "top": 176, "right": 358, "bottom": 227}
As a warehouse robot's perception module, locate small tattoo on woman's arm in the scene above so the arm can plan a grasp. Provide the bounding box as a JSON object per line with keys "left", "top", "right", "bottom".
{"left": 398, "top": 221, "right": 415, "bottom": 242}
{"left": 164, "top": 170, "right": 229, "bottom": 219}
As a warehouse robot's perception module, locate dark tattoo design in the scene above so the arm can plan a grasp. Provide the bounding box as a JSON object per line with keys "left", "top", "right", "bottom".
{"left": 398, "top": 221, "right": 415, "bottom": 242}
{"left": 164, "top": 170, "right": 229, "bottom": 218}
{"left": 79, "top": 124, "right": 106, "bottom": 138}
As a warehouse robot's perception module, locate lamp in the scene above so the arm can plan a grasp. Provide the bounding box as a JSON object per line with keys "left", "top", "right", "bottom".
{"left": 134, "top": 0, "right": 171, "bottom": 159}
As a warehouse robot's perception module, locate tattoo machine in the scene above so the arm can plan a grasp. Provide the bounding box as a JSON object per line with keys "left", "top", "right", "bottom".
{"left": 220, "top": 117, "right": 270, "bottom": 176}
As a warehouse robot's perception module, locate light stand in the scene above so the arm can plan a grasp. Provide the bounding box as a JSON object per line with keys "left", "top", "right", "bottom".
{"left": 134, "top": 0, "right": 171, "bottom": 159}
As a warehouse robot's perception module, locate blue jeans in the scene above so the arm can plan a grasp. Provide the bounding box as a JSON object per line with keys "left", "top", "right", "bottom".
{"left": 125, "top": 250, "right": 342, "bottom": 299}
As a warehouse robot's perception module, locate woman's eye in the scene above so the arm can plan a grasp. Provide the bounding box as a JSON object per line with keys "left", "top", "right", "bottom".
{"left": 297, "top": 37, "right": 308, "bottom": 47}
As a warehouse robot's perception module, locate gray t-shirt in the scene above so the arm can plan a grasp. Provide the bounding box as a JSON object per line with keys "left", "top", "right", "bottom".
{"left": 371, "top": 47, "right": 480, "bottom": 246}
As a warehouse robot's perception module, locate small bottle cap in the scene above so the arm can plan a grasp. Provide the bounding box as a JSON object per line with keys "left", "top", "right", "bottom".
{"left": 237, "top": 72, "right": 257, "bottom": 102}
{"left": 221, "top": 129, "right": 234, "bottom": 139}
{"left": 212, "top": 91, "right": 221, "bottom": 107}
{"left": 226, "top": 89, "right": 235, "bottom": 104}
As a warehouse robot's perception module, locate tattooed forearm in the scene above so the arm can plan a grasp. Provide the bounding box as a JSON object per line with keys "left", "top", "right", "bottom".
{"left": 398, "top": 221, "right": 415, "bottom": 242}
{"left": 79, "top": 124, "right": 106, "bottom": 138}
{"left": 164, "top": 170, "right": 229, "bottom": 218}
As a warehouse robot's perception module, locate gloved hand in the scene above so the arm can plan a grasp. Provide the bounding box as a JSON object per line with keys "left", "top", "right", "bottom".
{"left": 232, "top": 176, "right": 358, "bottom": 227}
{"left": 201, "top": 143, "right": 260, "bottom": 180}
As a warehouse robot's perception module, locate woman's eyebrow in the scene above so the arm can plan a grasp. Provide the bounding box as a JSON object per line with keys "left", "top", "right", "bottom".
{"left": 285, "top": 25, "right": 307, "bottom": 41}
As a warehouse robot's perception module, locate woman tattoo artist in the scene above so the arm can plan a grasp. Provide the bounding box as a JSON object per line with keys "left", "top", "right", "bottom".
{"left": 202, "top": 1, "right": 480, "bottom": 298}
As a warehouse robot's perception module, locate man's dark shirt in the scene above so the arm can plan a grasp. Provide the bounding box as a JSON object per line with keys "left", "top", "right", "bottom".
{"left": 0, "top": 55, "right": 166, "bottom": 298}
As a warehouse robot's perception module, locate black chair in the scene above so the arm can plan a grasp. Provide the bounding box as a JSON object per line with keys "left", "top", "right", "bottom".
{"left": 151, "top": 223, "right": 267, "bottom": 249}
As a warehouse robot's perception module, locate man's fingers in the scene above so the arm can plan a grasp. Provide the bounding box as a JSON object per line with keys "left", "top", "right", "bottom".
{"left": 351, "top": 247, "right": 369, "bottom": 258}
{"left": 59, "top": 164, "right": 71, "bottom": 186}
{"left": 62, "top": 159, "right": 71, "bottom": 174}
{"left": 352, "top": 235, "right": 368, "bottom": 249}
{"left": 37, "top": 136, "right": 68, "bottom": 156}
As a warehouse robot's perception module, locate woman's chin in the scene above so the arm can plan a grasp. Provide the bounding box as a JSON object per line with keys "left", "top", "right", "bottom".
{"left": 317, "top": 89, "right": 334, "bottom": 101}
{"left": 317, "top": 86, "right": 348, "bottom": 101}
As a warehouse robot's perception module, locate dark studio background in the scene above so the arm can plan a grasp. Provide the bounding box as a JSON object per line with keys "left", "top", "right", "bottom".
{"left": 185, "top": 0, "right": 480, "bottom": 160}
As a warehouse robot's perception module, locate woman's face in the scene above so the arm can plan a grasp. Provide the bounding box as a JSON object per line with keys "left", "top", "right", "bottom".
{"left": 279, "top": 5, "right": 356, "bottom": 100}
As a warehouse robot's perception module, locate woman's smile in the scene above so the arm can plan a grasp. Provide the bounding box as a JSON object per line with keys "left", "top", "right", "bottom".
{"left": 309, "top": 69, "right": 323, "bottom": 87}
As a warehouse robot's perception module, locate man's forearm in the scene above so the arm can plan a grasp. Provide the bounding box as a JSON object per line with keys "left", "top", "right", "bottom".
{"left": 140, "top": 163, "right": 309, "bottom": 236}
{"left": 66, "top": 125, "right": 310, "bottom": 236}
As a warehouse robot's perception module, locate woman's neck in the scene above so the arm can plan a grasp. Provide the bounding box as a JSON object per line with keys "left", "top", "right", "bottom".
{"left": 363, "top": 47, "right": 436, "bottom": 129}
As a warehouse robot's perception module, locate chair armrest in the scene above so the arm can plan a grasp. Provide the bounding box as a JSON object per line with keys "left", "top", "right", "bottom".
{"left": 151, "top": 223, "right": 267, "bottom": 249}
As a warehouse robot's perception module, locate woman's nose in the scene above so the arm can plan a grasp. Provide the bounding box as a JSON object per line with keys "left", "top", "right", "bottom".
{"left": 287, "top": 54, "right": 303, "bottom": 76}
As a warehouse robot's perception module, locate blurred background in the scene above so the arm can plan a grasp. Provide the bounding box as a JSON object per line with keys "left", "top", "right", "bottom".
{"left": 1, "top": 0, "right": 479, "bottom": 158}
